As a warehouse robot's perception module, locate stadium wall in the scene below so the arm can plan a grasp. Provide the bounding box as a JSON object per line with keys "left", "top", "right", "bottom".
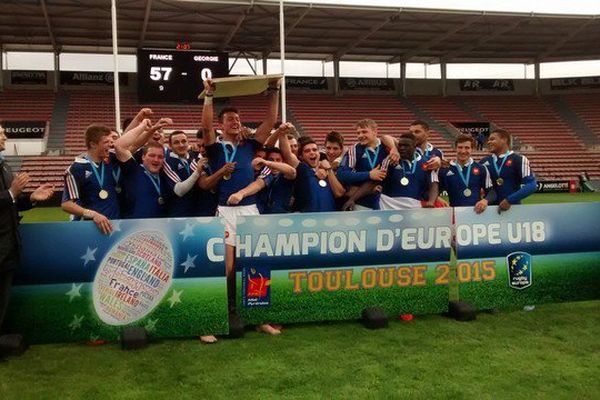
{"left": 3, "top": 71, "right": 600, "bottom": 96}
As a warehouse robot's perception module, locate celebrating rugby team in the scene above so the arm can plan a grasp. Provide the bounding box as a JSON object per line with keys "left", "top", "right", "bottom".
{"left": 60, "top": 77, "right": 537, "bottom": 339}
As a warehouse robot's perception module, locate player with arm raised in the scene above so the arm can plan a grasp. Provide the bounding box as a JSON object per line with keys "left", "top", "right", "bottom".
{"left": 114, "top": 118, "right": 173, "bottom": 218}
{"left": 201, "top": 77, "right": 281, "bottom": 333}
{"left": 279, "top": 124, "right": 345, "bottom": 212}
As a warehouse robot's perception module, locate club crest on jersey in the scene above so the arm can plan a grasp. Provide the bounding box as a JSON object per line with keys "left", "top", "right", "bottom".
{"left": 473, "top": 167, "right": 480, "bottom": 175}
{"left": 506, "top": 251, "right": 532, "bottom": 290}
{"left": 242, "top": 266, "right": 271, "bottom": 307}
{"left": 506, "top": 159, "right": 513, "bottom": 167}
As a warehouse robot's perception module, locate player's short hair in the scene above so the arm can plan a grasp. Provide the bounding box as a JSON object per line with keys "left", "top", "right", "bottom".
{"left": 297, "top": 135, "right": 313, "bottom": 147}
{"left": 218, "top": 106, "right": 240, "bottom": 122}
{"left": 196, "top": 129, "right": 204, "bottom": 139}
{"left": 85, "top": 125, "right": 111, "bottom": 149}
{"left": 455, "top": 134, "right": 475, "bottom": 147}
{"left": 399, "top": 132, "right": 417, "bottom": 142}
{"left": 325, "top": 130, "right": 344, "bottom": 146}
{"left": 265, "top": 147, "right": 282, "bottom": 156}
{"left": 410, "top": 120, "right": 429, "bottom": 130}
{"left": 355, "top": 119, "right": 378, "bottom": 131}
{"left": 491, "top": 128, "right": 511, "bottom": 142}
{"left": 168, "top": 130, "right": 187, "bottom": 145}
{"left": 299, "top": 137, "right": 317, "bottom": 154}
{"left": 142, "top": 140, "right": 164, "bottom": 155}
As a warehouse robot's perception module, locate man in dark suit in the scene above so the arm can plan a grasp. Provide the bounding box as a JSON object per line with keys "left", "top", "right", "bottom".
{"left": 0, "top": 123, "right": 54, "bottom": 348}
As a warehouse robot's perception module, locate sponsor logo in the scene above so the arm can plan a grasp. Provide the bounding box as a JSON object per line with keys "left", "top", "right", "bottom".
{"left": 506, "top": 251, "right": 532, "bottom": 290}
{"left": 242, "top": 266, "right": 271, "bottom": 307}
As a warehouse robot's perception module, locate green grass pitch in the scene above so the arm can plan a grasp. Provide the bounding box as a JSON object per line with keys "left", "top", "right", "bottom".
{"left": 1, "top": 192, "right": 598, "bottom": 399}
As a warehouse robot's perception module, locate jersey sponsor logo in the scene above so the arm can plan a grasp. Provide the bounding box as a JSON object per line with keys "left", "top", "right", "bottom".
{"left": 85, "top": 170, "right": 93, "bottom": 179}
{"left": 446, "top": 170, "right": 454, "bottom": 176}
{"left": 178, "top": 163, "right": 184, "bottom": 170}
{"left": 506, "top": 251, "right": 532, "bottom": 290}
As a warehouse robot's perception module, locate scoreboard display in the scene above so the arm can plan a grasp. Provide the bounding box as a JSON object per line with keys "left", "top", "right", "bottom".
{"left": 137, "top": 48, "right": 229, "bottom": 103}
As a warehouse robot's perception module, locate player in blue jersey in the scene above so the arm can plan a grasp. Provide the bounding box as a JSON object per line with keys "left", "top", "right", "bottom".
{"left": 343, "top": 133, "right": 435, "bottom": 211}
{"left": 261, "top": 146, "right": 297, "bottom": 214}
{"left": 195, "top": 129, "right": 231, "bottom": 217}
{"left": 202, "top": 77, "right": 281, "bottom": 335}
{"left": 163, "top": 130, "right": 201, "bottom": 217}
{"left": 337, "top": 119, "right": 399, "bottom": 210}
{"left": 429, "top": 134, "right": 493, "bottom": 213}
{"left": 227, "top": 145, "right": 297, "bottom": 212}
{"left": 324, "top": 130, "right": 345, "bottom": 171}
{"left": 114, "top": 118, "right": 173, "bottom": 219}
{"left": 409, "top": 120, "right": 444, "bottom": 169}
{"left": 279, "top": 123, "right": 345, "bottom": 212}
{"left": 480, "top": 128, "right": 536, "bottom": 213}
{"left": 62, "top": 125, "right": 122, "bottom": 234}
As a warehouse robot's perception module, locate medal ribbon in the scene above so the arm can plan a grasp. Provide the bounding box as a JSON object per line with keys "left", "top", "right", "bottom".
{"left": 112, "top": 165, "right": 121, "bottom": 185}
{"left": 84, "top": 155, "right": 105, "bottom": 189}
{"left": 364, "top": 145, "right": 380, "bottom": 170}
{"left": 456, "top": 160, "right": 473, "bottom": 189}
{"left": 221, "top": 142, "right": 238, "bottom": 164}
{"left": 492, "top": 151, "right": 510, "bottom": 178}
{"left": 400, "top": 158, "right": 417, "bottom": 177}
{"left": 142, "top": 166, "right": 161, "bottom": 198}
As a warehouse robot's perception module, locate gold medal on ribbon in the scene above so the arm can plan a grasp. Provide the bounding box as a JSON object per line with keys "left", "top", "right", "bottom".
{"left": 99, "top": 189, "right": 109, "bottom": 200}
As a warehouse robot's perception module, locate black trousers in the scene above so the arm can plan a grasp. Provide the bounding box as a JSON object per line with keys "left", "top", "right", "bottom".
{"left": 0, "top": 249, "right": 18, "bottom": 334}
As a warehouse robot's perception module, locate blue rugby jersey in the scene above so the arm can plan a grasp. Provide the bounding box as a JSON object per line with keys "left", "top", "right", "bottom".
{"left": 62, "top": 155, "right": 120, "bottom": 219}
{"left": 294, "top": 163, "right": 337, "bottom": 212}
{"left": 191, "top": 159, "right": 219, "bottom": 216}
{"left": 436, "top": 159, "right": 492, "bottom": 207}
{"left": 261, "top": 173, "right": 295, "bottom": 214}
{"left": 480, "top": 151, "right": 536, "bottom": 205}
{"left": 337, "top": 140, "right": 387, "bottom": 209}
{"left": 205, "top": 138, "right": 262, "bottom": 207}
{"left": 162, "top": 150, "right": 199, "bottom": 217}
{"left": 120, "top": 157, "right": 168, "bottom": 218}
{"left": 381, "top": 155, "right": 433, "bottom": 200}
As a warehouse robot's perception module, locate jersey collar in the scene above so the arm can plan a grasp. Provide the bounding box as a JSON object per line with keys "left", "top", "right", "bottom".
{"left": 450, "top": 158, "right": 473, "bottom": 167}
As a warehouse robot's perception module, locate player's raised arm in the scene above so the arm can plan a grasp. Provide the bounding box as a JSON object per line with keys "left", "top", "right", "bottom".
{"left": 277, "top": 123, "right": 299, "bottom": 169}
{"left": 201, "top": 79, "right": 216, "bottom": 146}
{"left": 124, "top": 108, "right": 153, "bottom": 133}
{"left": 253, "top": 157, "right": 296, "bottom": 180}
{"left": 254, "top": 78, "right": 282, "bottom": 144}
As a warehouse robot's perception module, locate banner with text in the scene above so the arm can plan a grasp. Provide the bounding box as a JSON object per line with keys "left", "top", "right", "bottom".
{"left": 452, "top": 121, "right": 490, "bottom": 137}
{"left": 2, "top": 120, "right": 46, "bottom": 139}
{"left": 340, "top": 78, "right": 395, "bottom": 91}
{"left": 10, "top": 70, "right": 48, "bottom": 85}
{"left": 459, "top": 79, "right": 514, "bottom": 91}
{"left": 60, "top": 71, "right": 129, "bottom": 86}
{"left": 550, "top": 76, "right": 600, "bottom": 90}
{"left": 285, "top": 76, "right": 329, "bottom": 90}
{"left": 235, "top": 209, "right": 453, "bottom": 324}
{"left": 454, "top": 203, "right": 600, "bottom": 310}
{"left": 7, "top": 217, "right": 228, "bottom": 344}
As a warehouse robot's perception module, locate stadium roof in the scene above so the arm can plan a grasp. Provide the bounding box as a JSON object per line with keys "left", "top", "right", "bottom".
{"left": 1, "top": 0, "right": 599, "bottom": 64}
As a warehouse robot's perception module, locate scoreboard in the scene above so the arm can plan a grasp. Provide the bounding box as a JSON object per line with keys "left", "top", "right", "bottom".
{"left": 137, "top": 48, "right": 229, "bottom": 103}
